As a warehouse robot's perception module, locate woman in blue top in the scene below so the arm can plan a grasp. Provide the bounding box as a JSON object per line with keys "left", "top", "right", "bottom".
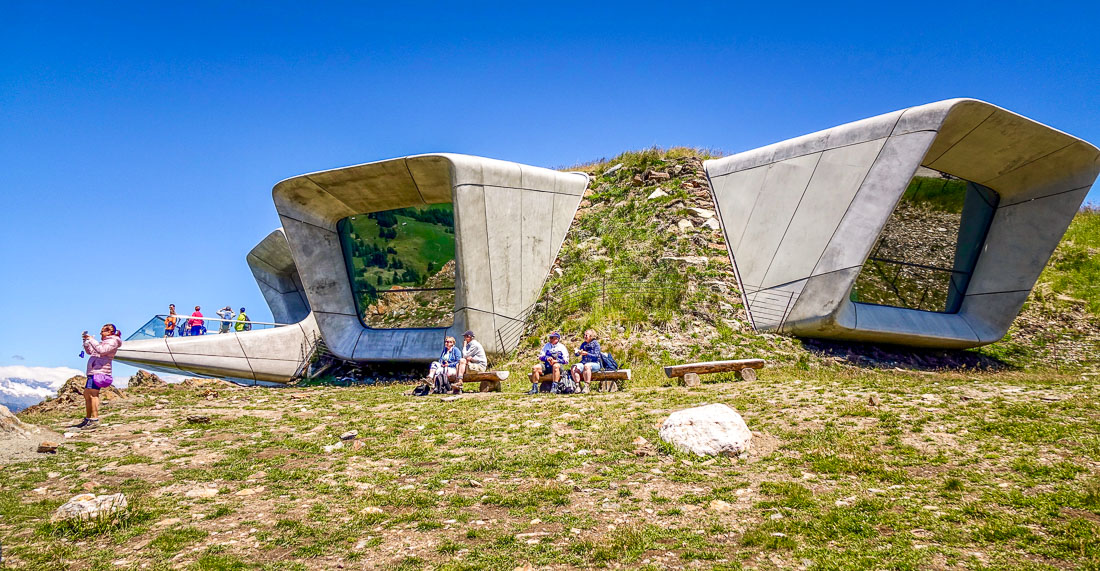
{"left": 429, "top": 336, "right": 462, "bottom": 393}
{"left": 571, "top": 329, "right": 602, "bottom": 393}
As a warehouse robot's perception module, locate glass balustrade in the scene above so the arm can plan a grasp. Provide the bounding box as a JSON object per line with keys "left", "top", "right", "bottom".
{"left": 125, "top": 315, "right": 286, "bottom": 341}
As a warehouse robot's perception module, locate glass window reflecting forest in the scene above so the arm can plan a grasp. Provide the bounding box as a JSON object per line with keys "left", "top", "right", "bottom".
{"left": 850, "top": 167, "right": 999, "bottom": 313}
{"left": 337, "top": 204, "right": 456, "bottom": 328}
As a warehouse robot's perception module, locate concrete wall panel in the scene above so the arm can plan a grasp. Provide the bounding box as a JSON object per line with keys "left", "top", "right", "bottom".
{"left": 965, "top": 187, "right": 1090, "bottom": 295}
{"left": 733, "top": 152, "right": 821, "bottom": 288}
{"left": 709, "top": 165, "right": 769, "bottom": 252}
{"left": 812, "top": 131, "right": 935, "bottom": 275}
{"left": 520, "top": 190, "right": 554, "bottom": 309}
{"left": 706, "top": 98, "right": 1095, "bottom": 349}
{"left": 453, "top": 184, "right": 492, "bottom": 313}
{"left": 762, "top": 139, "right": 886, "bottom": 289}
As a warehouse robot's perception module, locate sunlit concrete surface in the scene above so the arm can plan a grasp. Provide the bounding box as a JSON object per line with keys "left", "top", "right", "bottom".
{"left": 705, "top": 98, "right": 1100, "bottom": 348}
{"left": 117, "top": 154, "right": 588, "bottom": 381}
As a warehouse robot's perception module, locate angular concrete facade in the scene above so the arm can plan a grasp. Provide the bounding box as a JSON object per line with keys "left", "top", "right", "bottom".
{"left": 116, "top": 154, "right": 588, "bottom": 382}
{"left": 705, "top": 98, "right": 1100, "bottom": 348}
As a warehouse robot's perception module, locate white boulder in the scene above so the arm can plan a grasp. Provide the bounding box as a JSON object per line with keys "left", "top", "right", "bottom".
{"left": 658, "top": 403, "right": 752, "bottom": 457}
{"left": 51, "top": 493, "right": 127, "bottom": 522}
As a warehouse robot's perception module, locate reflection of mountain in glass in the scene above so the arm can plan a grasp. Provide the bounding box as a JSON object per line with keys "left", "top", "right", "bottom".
{"left": 850, "top": 169, "right": 999, "bottom": 313}
{"left": 337, "top": 205, "right": 456, "bottom": 328}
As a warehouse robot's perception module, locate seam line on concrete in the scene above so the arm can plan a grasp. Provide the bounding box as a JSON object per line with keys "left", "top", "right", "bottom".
{"left": 756, "top": 151, "right": 825, "bottom": 288}
{"left": 963, "top": 289, "right": 1030, "bottom": 297}
{"left": 999, "top": 184, "right": 1092, "bottom": 208}
{"left": 279, "top": 213, "right": 336, "bottom": 234}
{"left": 313, "top": 310, "right": 360, "bottom": 318}
{"left": 954, "top": 312, "right": 981, "bottom": 343}
{"left": 978, "top": 141, "right": 1078, "bottom": 186}
{"left": 403, "top": 157, "right": 430, "bottom": 205}
{"left": 232, "top": 332, "right": 259, "bottom": 382}
{"left": 924, "top": 109, "right": 995, "bottom": 167}
{"left": 304, "top": 175, "right": 358, "bottom": 217}
{"left": 807, "top": 114, "right": 904, "bottom": 280}
{"left": 750, "top": 265, "right": 861, "bottom": 294}
{"left": 455, "top": 183, "right": 580, "bottom": 196}
{"left": 482, "top": 185, "right": 498, "bottom": 322}
{"left": 708, "top": 130, "right": 932, "bottom": 180}
{"left": 705, "top": 170, "right": 756, "bottom": 330}
{"left": 254, "top": 274, "right": 296, "bottom": 295}
{"left": 732, "top": 164, "right": 770, "bottom": 251}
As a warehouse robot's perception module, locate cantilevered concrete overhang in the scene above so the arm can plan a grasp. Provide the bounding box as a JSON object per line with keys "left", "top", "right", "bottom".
{"left": 117, "top": 154, "right": 588, "bottom": 380}
{"left": 273, "top": 153, "right": 589, "bottom": 362}
{"left": 705, "top": 98, "right": 1100, "bottom": 348}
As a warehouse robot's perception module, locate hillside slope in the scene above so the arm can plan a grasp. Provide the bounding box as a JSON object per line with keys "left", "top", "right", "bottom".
{"left": 502, "top": 149, "right": 1099, "bottom": 376}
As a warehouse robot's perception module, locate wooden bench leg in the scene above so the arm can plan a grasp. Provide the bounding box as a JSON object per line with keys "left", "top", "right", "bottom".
{"left": 479, "top": 380, "right": 501, "bottom": 392}
{"left": 736, "top": 368, "right": 757, "bottom": 382}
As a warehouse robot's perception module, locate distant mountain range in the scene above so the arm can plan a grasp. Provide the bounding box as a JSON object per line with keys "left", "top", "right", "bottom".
{"left": 0, "top": 366, "right": 82, "bottom": 413}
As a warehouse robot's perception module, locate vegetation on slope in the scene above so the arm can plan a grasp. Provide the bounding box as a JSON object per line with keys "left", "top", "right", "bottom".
{"left": 501, "top": 149, "right": 1098, "bottom": 376}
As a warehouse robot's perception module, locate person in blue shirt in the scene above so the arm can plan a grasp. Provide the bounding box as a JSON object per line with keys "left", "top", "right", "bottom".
{"left": 571, "top": 329, "right": 602, "bottom": 393}
{"left": 528, "top": 331, "right": 568, "bottom": 394}
{"left": 429, "top": 336, "right": 462, "bottom": 393}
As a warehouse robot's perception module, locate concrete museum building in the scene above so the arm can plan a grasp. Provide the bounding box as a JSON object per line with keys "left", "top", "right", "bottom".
{"left": 117, "top": 99, "right": 1099, "bottom": 382}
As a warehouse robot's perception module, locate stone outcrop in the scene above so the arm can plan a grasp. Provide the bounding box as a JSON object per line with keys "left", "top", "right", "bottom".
{"left": 1, "top": 403, "right": 36, "bottom": 438}
{"left": 20, "top": 376, "right": 128, "bottom": 415}
{"left": 51, "top": 493, "right": 128, "bottom": 522}
{"left": 658, "top": 403, "right": 752, "bottom": 457}
{"left": 127, "top": 370, "right": 167, "bottom": 391}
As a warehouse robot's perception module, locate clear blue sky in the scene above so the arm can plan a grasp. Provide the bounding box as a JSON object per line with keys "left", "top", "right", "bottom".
{"left": 2, "top": 1, "right": 1098, "bottom": 377}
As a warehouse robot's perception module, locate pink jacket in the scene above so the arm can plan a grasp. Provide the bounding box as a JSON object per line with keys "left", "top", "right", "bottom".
{"left": 85, "top": 334, "right": 122, "bottom": 377}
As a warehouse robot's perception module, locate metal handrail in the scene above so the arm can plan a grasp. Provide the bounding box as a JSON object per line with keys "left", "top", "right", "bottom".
{"left": 153, "top": 314, "right": 288, "bottom": 327}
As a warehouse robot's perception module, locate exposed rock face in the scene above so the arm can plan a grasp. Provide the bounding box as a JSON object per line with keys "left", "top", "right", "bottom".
{"left": 51, "top": 493, "right": 128, "bottom": 522}
{"left": 20, "top": 376, "right": 128, "bottom": 415}
{"left": 178, "top": 378, "right": 236, "bottom": 390}
{"left": 128, "top": 370, "right": 167, "bottom": 391}
{"left": 658, "top": 403, "right": 752, "bottom": 457}
{"left": 1, "top": 403, "right": 36, "bottom": 438}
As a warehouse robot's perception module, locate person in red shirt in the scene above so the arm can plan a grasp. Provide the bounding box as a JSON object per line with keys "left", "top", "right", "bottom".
{"left": 189, "top": 306, "right": 205, "bottom": 336}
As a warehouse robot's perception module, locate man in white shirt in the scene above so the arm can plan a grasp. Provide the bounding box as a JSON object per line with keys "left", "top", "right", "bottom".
{"left": 529, "top": 331, "right": 568, "bottom": 394}
{"left": 455, "top": 330, "right": 488, "bottom": 389}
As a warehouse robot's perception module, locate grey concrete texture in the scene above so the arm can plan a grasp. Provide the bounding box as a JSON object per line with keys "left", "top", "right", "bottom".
{"left": 115, "top": 314, "right": 320, "bottom": 382}
{"left": 271, "top": 154, "right": 589, "bottom": 364}
{"left": 246, "top": 229, "right": 311, "bottom": 324}
{"left": 705, "top": 98, "right": 1099, "bottom": 348}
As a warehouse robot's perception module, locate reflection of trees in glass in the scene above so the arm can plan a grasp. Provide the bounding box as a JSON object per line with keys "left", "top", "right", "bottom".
{"left": 337, "top": 204, "right": 456, "bottom": 328}
{"left": 849, "top": 170, "right": 999, "bottom": 313}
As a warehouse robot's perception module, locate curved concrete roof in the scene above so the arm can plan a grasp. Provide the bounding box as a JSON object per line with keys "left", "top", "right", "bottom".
{"left": 272, "top": 153, "right": 589, "bottom": 362}
{"left": 246, "top": 229, "right": 310, "bottom": 325}
{"left": 705, "top": 98, "right": 1100, "bottom": 348}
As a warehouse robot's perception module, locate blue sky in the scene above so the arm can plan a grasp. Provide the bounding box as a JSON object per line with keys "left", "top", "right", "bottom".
{"left": 2, "top": 1, "right": 1098, "bottom": 379}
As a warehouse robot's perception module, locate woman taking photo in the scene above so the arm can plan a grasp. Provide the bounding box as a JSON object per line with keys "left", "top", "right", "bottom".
{"left": 76, "top": 323, "right": 122, "bottom": 430}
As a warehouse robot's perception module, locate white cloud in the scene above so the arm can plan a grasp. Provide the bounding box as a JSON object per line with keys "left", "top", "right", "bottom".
{"left": 0, "top": 365, "right": 84, "bottom": 389}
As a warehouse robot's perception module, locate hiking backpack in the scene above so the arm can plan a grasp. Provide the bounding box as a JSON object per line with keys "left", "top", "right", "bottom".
{"left": 599, "top": 352, "right": 619, "bottom": 371}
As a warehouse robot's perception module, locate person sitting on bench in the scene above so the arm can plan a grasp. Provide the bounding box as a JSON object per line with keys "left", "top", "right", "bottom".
{"left": 455, "top": 329, "right": 487, "bottom": 390}
{"left": 529, "top": 331, "right": 568, "bottom": 394}
{"left": 571, "top": 328, "right": 602, "bottom": 393}
{"left": 428, "top": 336, "right": 462, "bottom": 394}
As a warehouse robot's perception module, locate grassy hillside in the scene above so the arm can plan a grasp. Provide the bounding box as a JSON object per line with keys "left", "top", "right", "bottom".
{"left": 499, "top": 149, "right": 1098, "bottom": 376}
{"left": 5, "top": 368, "right": 1099, "bottom": 569}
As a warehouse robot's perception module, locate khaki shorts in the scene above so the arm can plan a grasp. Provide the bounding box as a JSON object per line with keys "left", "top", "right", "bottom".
{"left": 466, "top": 362, "right": 487, "bottom": 373}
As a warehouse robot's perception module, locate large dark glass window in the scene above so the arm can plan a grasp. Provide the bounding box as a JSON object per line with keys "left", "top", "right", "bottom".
{"left": 337, "top": 204, "right": 456, "bottom": 328}
{"left": 849, "top": 167, "right": 999, "bottom": 313}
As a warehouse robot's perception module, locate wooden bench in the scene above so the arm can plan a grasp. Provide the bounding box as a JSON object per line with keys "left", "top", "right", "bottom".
{"left": 535, "top": 369, "right": 631, "bottom": 392}
{"left": 663, "top": 359, "right": 765, "bottom": 386}
{"left": 456, "top": 370, "right": 510, "bottom": 392}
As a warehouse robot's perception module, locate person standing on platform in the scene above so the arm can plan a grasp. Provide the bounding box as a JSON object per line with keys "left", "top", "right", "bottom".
{"left": 189, "top": 306, "right": 204, "bottom": 336}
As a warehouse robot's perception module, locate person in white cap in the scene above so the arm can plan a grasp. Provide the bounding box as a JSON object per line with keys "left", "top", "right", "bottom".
{"left": 455, "top": 330, "right": 487, "bottom": 391}
{"left": 529, "top": 331, "right": 568, "bottom": 394}
{"left": 216, "top": 306, "right": 235, "bottom": 334}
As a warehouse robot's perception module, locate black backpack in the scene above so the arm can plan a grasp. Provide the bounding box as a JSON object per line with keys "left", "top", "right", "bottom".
{"left": 600, "top": 352, "right": 619, "bottom": 371}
